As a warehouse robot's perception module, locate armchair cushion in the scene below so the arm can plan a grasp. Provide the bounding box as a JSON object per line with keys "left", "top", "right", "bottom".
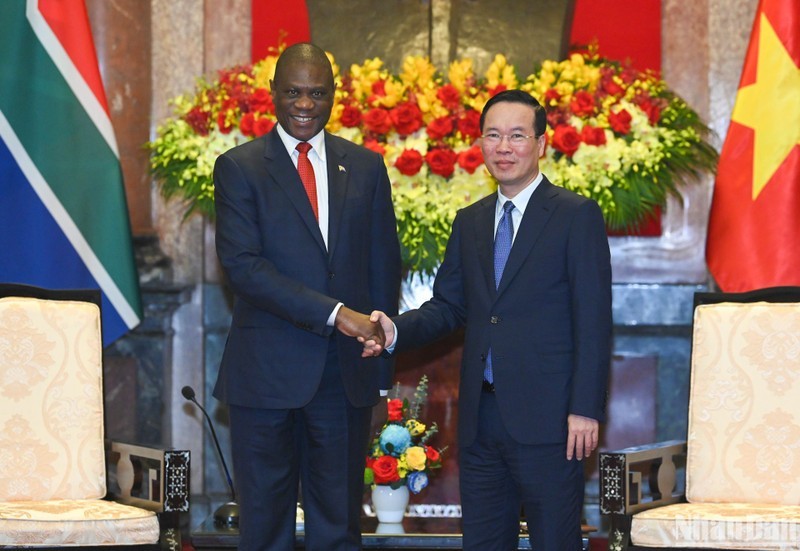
{"left": 0, "top": 499, "right": 158, "bottom": 546}
{"left": 631, "top": 502, "right": 800, "bottom": 550}
{"left": 686, "top": 302, "right": 800, "bottom": 505}
{"left": 0, "top": 297, "right": 105, "bottom": 501}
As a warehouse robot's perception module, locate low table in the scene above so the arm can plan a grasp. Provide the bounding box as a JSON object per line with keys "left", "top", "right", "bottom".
{"left": 191, "top": 516, "right": 592, "bottom": 550}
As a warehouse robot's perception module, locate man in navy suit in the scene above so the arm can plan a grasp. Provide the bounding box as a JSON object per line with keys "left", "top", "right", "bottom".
{"left": 213, "top": 43, "right": 401, "bottom": 550}
{"left": 366, "top": 90, "right": 612, "bottom": 550}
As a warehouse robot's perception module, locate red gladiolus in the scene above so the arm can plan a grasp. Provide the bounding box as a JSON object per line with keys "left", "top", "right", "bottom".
{"left": 387, "top": 399, "right": 404, "bottom": 421}
{"left": 551, "top": 124, "right": 581, "bottom": 157}
{"left": 395, "top": 149, "right": 425, "bottom": 176}
{"left": 425, "top": 148, "right": 458, "bottom": 178}
{"left": 543, "top": 88, "right": 561, "bottom": 105}
{"left": 608, "top": 109, "right": 632, "bottom": 135}
{"left": 457, "top": 146, "right": 484, "bottom": 174}
{"left": 363, "top": 108, "right": 392, "bottom": 134}
{"left": 372, "top": 455, "right": 400, "bottom": 484}
{"left": 184, "top": 105, "right": 210, "bottom": 136}
{"left": 217, "top": 111, "right": 234, "bottom": 134}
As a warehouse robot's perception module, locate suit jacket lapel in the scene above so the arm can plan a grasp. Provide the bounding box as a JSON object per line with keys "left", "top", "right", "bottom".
{"left": 474, "top": 194, "right": 498, "bottom": 296}
{"left": 264, "top": 130, "right": 326, "bottom": 252}
{"left": 325, "top": 133, "right": 348, "bottom": 260}
{"left": 496, "top": 178, "right": 558, "bottom": 297}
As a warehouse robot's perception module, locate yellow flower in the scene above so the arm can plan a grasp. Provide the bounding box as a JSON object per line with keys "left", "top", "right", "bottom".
{"left": 405, "top": 446, "right": 427, "bottom": 471}
{"left": 447, "top": 59, "right": 474, "bottom": 93}
{"left": 485, "top": 54, "right": 518, "bottom": 90}
{"left": 405, "top": 419, "right": 426, "bottom": 436}
{"left": 400, "top": 56, "right": 436, "bottom": 87}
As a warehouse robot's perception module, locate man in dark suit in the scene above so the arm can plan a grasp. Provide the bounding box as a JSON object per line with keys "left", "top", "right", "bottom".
{"left": 366, "top": 90, "right": 612, "bottom": 550}
{"left": 213, "top": 43, "right": 401, "bottom": 550}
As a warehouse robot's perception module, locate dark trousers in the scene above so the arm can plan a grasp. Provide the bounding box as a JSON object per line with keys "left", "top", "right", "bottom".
{"left": 459, "top": 390, "right": 584, "bottom": 551}
{"left": 229, "top": 344, "right": 372, "bottom": 551}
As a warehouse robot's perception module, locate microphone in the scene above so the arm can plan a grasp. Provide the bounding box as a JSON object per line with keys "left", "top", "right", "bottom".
{"left": 182, "top": 385, "right": 239, "bottom": 526}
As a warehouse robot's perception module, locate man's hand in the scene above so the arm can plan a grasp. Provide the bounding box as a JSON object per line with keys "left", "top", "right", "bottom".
{"left": 335, "top": 306, "right": 385, "bottom": 354}
{"left": 566, "top": 414, "right": 599, "bottom": 461}
{"left": 361, "top": 310, "right": 395, "bottom": 357}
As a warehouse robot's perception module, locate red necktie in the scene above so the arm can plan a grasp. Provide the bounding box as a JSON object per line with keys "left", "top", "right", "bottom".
{"left": 296, "top": 142, "right": 318, "bottom": 220}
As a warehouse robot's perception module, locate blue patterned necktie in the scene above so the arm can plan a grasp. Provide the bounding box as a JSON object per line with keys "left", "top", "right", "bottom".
{"left": 485, "top": 200, "right": 515, "bottom": 384}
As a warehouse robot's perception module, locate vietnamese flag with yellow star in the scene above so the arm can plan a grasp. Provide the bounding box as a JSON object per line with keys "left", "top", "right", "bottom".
{"left": 706, "top": 0, "right": 800, "bottom": 292}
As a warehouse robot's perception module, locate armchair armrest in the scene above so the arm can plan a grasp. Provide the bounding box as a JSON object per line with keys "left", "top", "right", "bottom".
{"left": 600, "top": 440, "right": 686, "bottom": 516}
{"left": 106, "top": 441, "right": 190, "bottom": 514}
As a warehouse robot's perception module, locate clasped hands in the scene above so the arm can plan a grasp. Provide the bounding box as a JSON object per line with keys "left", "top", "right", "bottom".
{"left": 334, "top": 308, "right": 394, "bottom": 357}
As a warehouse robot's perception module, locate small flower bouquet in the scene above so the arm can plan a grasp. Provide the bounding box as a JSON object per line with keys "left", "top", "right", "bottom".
{"left": 364, "top": 375, "right": 445, "bottom": 494}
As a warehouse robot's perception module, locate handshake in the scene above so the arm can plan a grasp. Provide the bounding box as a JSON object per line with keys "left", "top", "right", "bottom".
{"left": 334, "top": 306, "right": 394, "bottom": 357}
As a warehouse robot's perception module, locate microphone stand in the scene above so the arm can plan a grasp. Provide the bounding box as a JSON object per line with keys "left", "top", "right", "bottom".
{"left": 182, "top": 386, "right": 239, "bottom": 527}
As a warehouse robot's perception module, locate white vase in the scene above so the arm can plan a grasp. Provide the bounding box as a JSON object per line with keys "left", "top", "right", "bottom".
{"left": 371, "top": 484, "right": 409, "bottom": 523}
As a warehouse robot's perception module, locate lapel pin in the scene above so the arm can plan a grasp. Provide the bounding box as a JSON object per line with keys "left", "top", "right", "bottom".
{"left": 338, "top": 165, "right": 346, "bottom": 173}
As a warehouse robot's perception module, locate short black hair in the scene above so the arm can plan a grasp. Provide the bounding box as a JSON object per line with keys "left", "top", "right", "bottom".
{"left": 273, "top": 42, "right": 334, "bottom": 87}
{"left": 479, "top": 90, "right": 547, "bottom": 137}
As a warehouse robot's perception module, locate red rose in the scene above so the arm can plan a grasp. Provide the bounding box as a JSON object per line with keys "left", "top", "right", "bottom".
{"left": 425, "top": 147, "right": 458, "bottom": 178}
{"left": 436, "top": 84, "right": 461, "bottom": 110}
{"left": 390, "top": 102, "right": 423, "bottom": 136}
{"left": 456, "top": 110, "right": 481, "bottom": 141}
{"left": 363, "top": 139, "right": 386, "bottom": 156}
{"left": 580, "top": 125, "right": 606, "bottom": 146}
{"left": 570, "top": 90, "right": 596, "bottom": 117}
{"left": 239, "top": 112, "right": 255, "bottom": 136}
{"left": 395, "top": 149, "right": 425, "bottom": 176}
{"left": 608, "top": 108, "right": 632, "bottom": 135}
{"left": 425, "top": 446, "right": 440, "bottom": 463}
{"left": 365, "top": 457, "right": 375, "bottom": 469}
{"left": 426, "top": 116, "right": 454, "bottom": 141}
{"left": 253, "top": 117, "right": 274, "bottom": 137}
{"left": 551, "top": 124, "right": 581, "bottom": 157}
{"left": 386, "top": 399, "right": 404, "bottom": 421}
{"left": 363, "top": 108, "right": 392, "bottom": 134}
{"left": 372, "top": 455, "right": 400, "bottom": 484}
{"left": 250, "top": 88, "right": 274, "bottom": 114}
{"left": 341, "top": 105, "right": 363, "bottom": 128}
{"left": 457, "top": 146, "right": 484, "bottom": 174}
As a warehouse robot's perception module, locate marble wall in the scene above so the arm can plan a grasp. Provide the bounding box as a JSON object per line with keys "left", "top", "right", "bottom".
{"left": 86, "top": 0, "right": 761, "bottom": 524}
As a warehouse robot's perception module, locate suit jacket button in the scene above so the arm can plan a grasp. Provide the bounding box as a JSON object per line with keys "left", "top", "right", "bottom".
{"left": 480, "top": 354, "right": 486, "bottom": 361}
{"left": 490, "top": 315, "right": 500, "bottom": 324}
{"left": 328, "top": 272, "right": 335, "bottom": 279}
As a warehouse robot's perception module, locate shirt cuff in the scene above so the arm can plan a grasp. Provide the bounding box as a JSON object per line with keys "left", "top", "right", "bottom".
{"left": 385, "top": 321, "right": 398, "bottom": 354}
{"left": 327, "top": 302, "right": 344, "bottom": 327}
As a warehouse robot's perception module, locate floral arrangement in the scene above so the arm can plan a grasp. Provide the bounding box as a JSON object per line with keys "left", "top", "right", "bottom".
{"left": 364, "top": 375, "right": 445, "bottom": 494}
{"left": 148, "top": 47, "right": 718, "bottom": 276}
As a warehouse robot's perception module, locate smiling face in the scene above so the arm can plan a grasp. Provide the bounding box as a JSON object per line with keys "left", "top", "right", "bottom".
{"left": 479, "top": 101, "right": 546, "bottom": 198}
{"left": 270, "top": 53, "right": 335, "bottom": 142}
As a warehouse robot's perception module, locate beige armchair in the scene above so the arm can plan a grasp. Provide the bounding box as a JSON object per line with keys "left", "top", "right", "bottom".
{"left": 0, "top": 284, "right": 189, "bottom": 548}
{"left": 600, "top": 287, "right": 800, "bottom": 550}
